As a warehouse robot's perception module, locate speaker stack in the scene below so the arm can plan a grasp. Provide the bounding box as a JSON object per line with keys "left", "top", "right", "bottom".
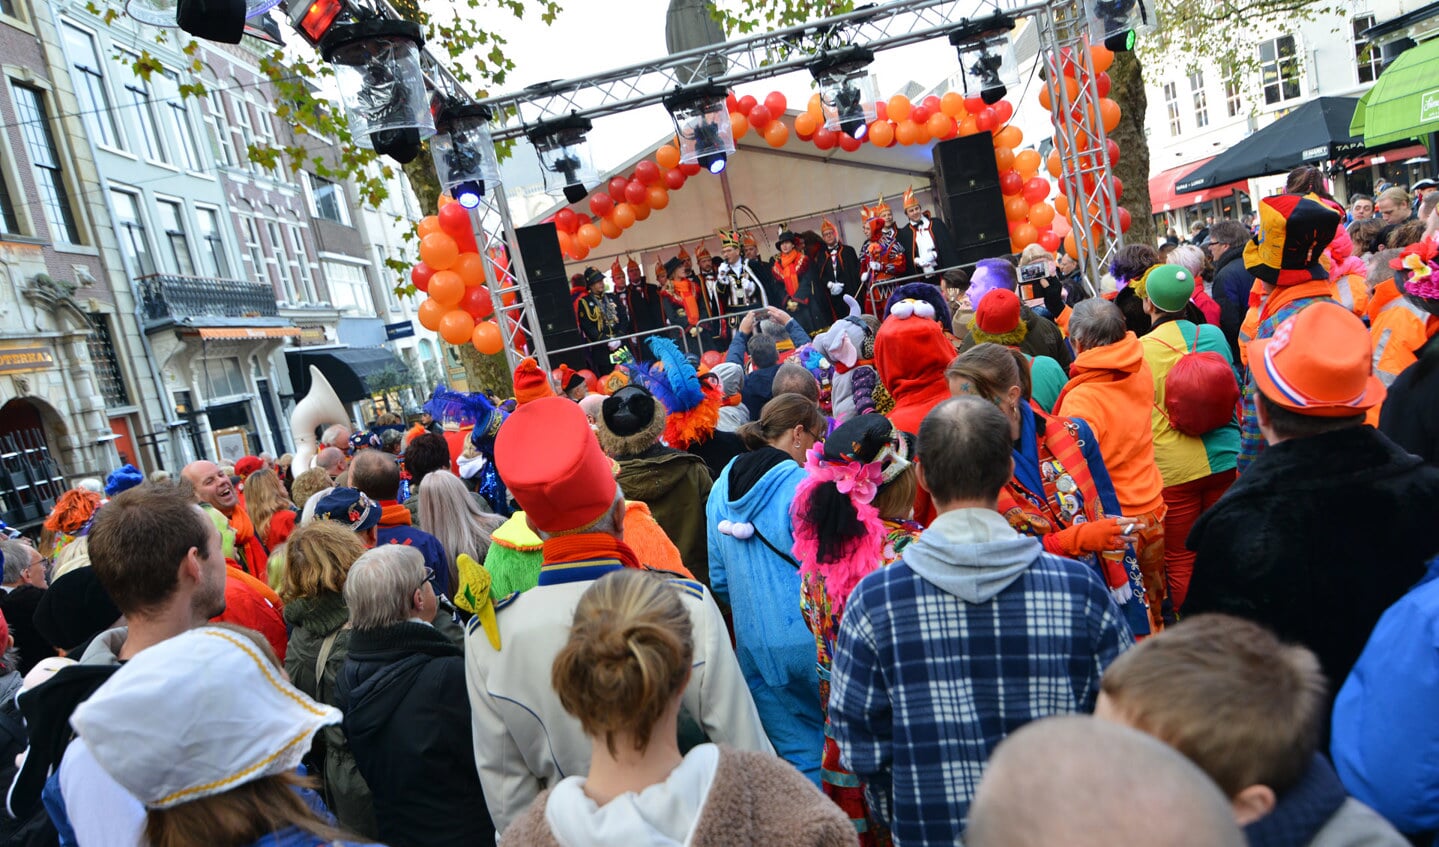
{"left": 514, "top": 223, "right": 590, "bottom": 371}
{"left": 931, "top": 132, "right": 1012, "bottom": 265}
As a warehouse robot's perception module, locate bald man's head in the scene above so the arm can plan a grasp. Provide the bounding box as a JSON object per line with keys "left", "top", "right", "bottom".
{"left": 772, "top": 363, "right": 819, "bottom": 402}
{"left": 967, "top": 716, "right": 1243, "bottom": 847}
{"left": 315, "top": 447, "right": 347, "bottom": 478}
{"left": 348, "top": 448, "right": 400, "bottom": 501}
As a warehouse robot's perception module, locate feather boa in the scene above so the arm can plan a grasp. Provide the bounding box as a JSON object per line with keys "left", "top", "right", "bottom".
{"left": 790, "top": 444, "right": 886, "bottom": 618}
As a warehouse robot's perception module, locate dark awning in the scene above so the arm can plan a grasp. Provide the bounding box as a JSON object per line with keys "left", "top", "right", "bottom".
{"left": 1176, "top": 97, "right": 1366, "bottom": 191}
{"left": 285, "top": 346, "right": 407, "bottom": 403}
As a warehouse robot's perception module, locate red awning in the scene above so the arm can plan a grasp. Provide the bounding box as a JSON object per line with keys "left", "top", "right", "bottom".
{"left": 1341, "top": 143, "right": 1428, "bottom": 170}
{"left": 1149, "top": 158, "right": 1250, "bottom": 212}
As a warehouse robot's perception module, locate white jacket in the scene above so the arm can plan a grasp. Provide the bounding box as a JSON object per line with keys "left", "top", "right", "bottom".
{"left": 464, "top": 567, "right": 773, "bottom": 833}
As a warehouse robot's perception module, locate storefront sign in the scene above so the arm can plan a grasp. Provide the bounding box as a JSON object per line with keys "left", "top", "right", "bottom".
{"left": 1423, "top": 89, "right": 1439, "bottom": 124}
{"left": 0, "top": 345, "right": 54, "bottom": 375}
{"left": 385, "top": 321, "right": 416, "bottom": 341}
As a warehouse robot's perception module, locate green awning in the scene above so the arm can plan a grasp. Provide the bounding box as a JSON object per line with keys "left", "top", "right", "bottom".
{"left": 1352, "top": 37, "right": 1439, "bottom": 147}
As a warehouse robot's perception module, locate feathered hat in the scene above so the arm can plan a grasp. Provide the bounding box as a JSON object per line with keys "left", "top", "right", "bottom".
{"left": 424, "top": 385, "right": 507, "bottom": 449}
{"left": 636, "top": 336, "right": 721, "bottom": 449}
{"left": 695, "top": 241, "right": 712, "bottom": 269}
{"left": 654, "top": 256, "right": 669, "bottom": 283}
{"left": 741, "top": 231, "right": 758, "bottom": 250}
{"left": 610, "top": 259, "right": 625, "bottom": 291}
{"left": 821, "top": 219, "right": 839, "bottom": 238}
{"left": 626, "top": 257, "right": 643, "bottom": 286}
{"left": 902, "top": 185, "right": 919, "bottom": 209}
{"left": 861, "top": 194, "right": 890, "bottom": 224}
{"left": 677, "top": 244, "right": 692, "bottom": 267}
{"left": 717, "top": 228, "right": 742, "bottom": 251}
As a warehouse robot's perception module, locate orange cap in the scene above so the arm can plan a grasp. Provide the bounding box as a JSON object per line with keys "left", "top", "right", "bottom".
{"left": 1250, "top": 302, "right": 1385, "bottom": 417}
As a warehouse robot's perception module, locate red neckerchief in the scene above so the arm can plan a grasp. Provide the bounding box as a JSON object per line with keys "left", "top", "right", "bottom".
{"left": 541, "top": 532, "right": 642, "bottom": 569}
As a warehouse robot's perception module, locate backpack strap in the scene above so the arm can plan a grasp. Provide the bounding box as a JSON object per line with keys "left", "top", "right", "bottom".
{"left": 314, "top": 630, "right": 340, "bottom": 688}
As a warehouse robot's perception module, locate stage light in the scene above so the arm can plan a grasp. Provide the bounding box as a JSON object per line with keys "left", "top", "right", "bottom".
{"left": 664, "top": 83, "right": 736, "bottom": 174}
{"left": 1087, "top": 0, "right": 1154, "bottom": 53}
{"left": 809, "top": 46, "right": 878, "bottom": 140}
{"left": 528, "top": 113, "right": 597, "bottom": 203}
{"left": 949, "top": 13, "right": 1018, "bottom": 107}
{"left": 432, "top": 102, "right": 498, "bottom": 208}
{"left": 127, "top": 0, "right": 280, "bottom": 43}
{"left": 321, "top": 20, "right": 435, "bottom": 165}
{"left": 289, "top": 0, "right": 344, "bottom": 45}
{"left": 702, "top": 152, "right": 727, "bottom": 174}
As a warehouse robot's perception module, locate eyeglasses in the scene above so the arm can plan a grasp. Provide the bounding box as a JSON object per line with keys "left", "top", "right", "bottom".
{"left": 415, "top": 566, "right": 435, "bottom": 593}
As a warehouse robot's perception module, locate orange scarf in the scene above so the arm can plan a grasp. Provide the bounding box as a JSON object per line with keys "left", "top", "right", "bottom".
{"left": 228, "top": 505, "right": 269, "bottom": 583}
{"left": 674, "top": 279, "right": 701, "bottom": 327}
{"left": 541, "top": 533, "right": 642, "bottom": 569}
{"left": 776, "top": 251, "right": 805, "bottom": 299}
{"left": 378, "top": 501, "right": 412, "bottom": 528}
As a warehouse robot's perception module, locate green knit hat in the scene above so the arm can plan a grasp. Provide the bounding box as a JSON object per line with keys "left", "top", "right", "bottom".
{"left": 1143, "top": 264, "right": 1196, "bottom": 313}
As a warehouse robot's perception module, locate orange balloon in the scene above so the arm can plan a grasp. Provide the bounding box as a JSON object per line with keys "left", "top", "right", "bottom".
{"left": 613, "top": 203, "right": 636, "bottom": 229}
{"left": 438, "top": 308, "right": 476, "bottom": 345}
{"left": 958, "top": 116, "right": 979, "bottom": 136}
{"left": 994, "top": 125, "right": 1023, "bottom": 149}
{"left": 571, "top": 242, "right": 590, "bottom": 260}
{"left": 994, "top": 146, "right": 1015, "bottom": 173}
{"left": 869, "top": 120, "right": 895, "bottom": 146}
{"left": 577, "top": 223, "right": 603, "bottom": 248}
{"left": 1012, "top": 222, "right": 1039, "bottom": 249}
{"left": 417, "top": 297, "right": 447, "bottom": 331}
{"left": 472, "top": 320, "right": 503, "bottom": 355}
{"left": 1099, "top": 98, "right": 1122, "bottom": 133}
{"left": 729, "top": 112, "right": 749, "bottom": 139}
{"left": 1054, "top": 194, "right": 1070, "bottom": 217}
{"left": 417, "top": 215, "right": 442, "bottom": 238}
{"left": 1063, "top": 231, "right": 1079, "bottom": 259}
{"left": 940, "top": 91, "right": 965, "bottom": 118}
{"left": 1015, "top": 149, "right": 1042, "bottom": 178}
{"left": 599, "top": 217, "right": 622, "bottom": 239}
{"left": 807, "top": 92, "right": 824, "bottom": 118}
{"left": 1089, "top": 44, "right": 1115, "bottom": 73}
{"left": 437, "top": 194, "right": 455, "bottom": 207}
{"left": 1004, "top": 195, "right": 1031, "bottom": 222}
{"left": 1046, "top": 149, "right": 1063, "bottom": 178}
{"left": 453, "top": 252, "right": 485, "bottom": 287}
{"left": 632, "top": 203, "right": 651, "bottom": 221}
{"left": 428, "top": 270, "right": 464, "bottom": 308}
{"left": 557, "top": 230, "right": 575, "bottom": 256}
{"left": 794, "top": 111, "right": 819, "bottom": 136}
{"left": 1029, "top": 201, "right": 1056, "bottom": 228}
{"left": 656, "top": 144, "right": 681, "bottom": 170}
{"left": 646, "top": 185, "right": 670, "bottom": 209}
{"left": 887, "top": 95, "right": 912, "bottom": 122}
{"left": 895, "top": 119, "right": 920, "bottom": 146}
{"left": 419, "top": 232, "right": 459, "bottom": 270}
{"left": 927, "top": 112, "right": 956, "bottom": 140}
{"left": 913, "top": 120, "right": 932, "bottom": 144}
{"left": 764, "top": 121, "right": 790, "bottom": 148}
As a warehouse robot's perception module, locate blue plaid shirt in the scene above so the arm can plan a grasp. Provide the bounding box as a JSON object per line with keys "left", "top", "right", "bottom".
{"left": 828, "top": 552, "right": 1133, "bottom": 846}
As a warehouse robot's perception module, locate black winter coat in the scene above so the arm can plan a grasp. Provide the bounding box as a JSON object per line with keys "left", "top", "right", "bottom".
{"left": 335, "top": 622, "right": 493, "bottom": 847}
{"left": 1185, "top": 426, "right": 1439, "bottom": 704}
{"left": 1211, "top": 243, "right": 1253, "bottom": 361}
{"left": 1379, "top": 334, "right": 1439, "bottom": 465}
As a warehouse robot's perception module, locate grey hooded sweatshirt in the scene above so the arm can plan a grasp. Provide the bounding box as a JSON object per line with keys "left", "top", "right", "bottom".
{"left": 902, "top": 508, "right": 1045, "bottom": 603}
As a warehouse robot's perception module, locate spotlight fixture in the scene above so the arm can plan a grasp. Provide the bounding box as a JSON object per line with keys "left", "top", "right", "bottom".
{"left": 320, "top": 19, "right": 435, "bottom": 164}
{"left": 287, "top": 0, "right": 345, "bottom": 45}
{"left": 126, "top": 0, "right": 280, "bottom": 42}
{"left": 664, "top": 83, "right": 736, "bottom": 175}
{"left": 948, "top": 13, "right": 1018, "bottom": 106}
{"left": 528, "top": 113, "right": 597, "bottom": 204}
{"left": 1086, "top": 0, "right": 1154, "bottom": 52}
{"left": 432, "top": 102, "right": 498, "bottom": 211}
{"left": 809, "top": 46, "right": 879, "bottom": 140}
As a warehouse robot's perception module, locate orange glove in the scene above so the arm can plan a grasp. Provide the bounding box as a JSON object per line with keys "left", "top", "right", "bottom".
{"left": 1043, "top": 517, "right": 1133, "bottom": 557}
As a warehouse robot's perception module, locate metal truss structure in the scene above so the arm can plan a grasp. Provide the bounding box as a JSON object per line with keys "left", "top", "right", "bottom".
{"left": 449, "top": 0, "right": 1123, "bottom": 378}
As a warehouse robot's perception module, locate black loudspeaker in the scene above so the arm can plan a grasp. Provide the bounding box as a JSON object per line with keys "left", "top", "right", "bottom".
{"left": 514, "top": 223, "right": 588, "bottom": 370}
{"left": 932, "top": 133, "right": 1012, "bottom": 265}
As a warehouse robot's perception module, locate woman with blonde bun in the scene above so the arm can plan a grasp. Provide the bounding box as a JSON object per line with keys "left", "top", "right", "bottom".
{"left": 505, "top": 569, "right": 855, "bottom": 846}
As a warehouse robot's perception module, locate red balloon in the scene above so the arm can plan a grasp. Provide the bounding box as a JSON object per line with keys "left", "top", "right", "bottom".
{"left": 608, "top": 176, "right": 630, "bottom": 199}
{"left": 1023, "top": 177, "right": 1050, "bottom": 204}
{"left": 1038, "top": 230, "right": 1062, "bottom": 252}
{"left": 1106, "top": 138, "right": 1121, "bottom": 166}
{"left": 1000, "top": 170, "right": 1024, "bottom": 196}
{"left": 624, "top": 180, "right": 648, "bottom": 206}
{"left": 411, "top": 262, "right": 434, "bottom": 292}
{"left": 1096, "top": 72, "right": 1112, "bottom": 98}
{"left": 1118, "top": 206, "right": 1132, "bottom": 233}
{"left": 554, "top": 207, "right": 579, "bottom": 234}
{"left": 748, "top": 104, "right": 772, "bottom": 129}
{"left": 437, "top": 201, "right": 472, "bottom": 240}
{"left": 1113, "top": 176, "right": 1124, "bottom": 200}
{"left": 813, "top": 127, "right": 837, "bottom": 150}
{"left": 589, "top": 193, "right": 615, "bottom": 218}
{"left": 459, "top": 284, "right": 494, "bottom": 320}
{"left": 664, "top": 168, "right": 686, "bottom": 190}
{"left": 911, "top": 105, "right": 931, "bottom": 125}
{"left": 964, "top": 95, "right": 986, "bottom": 115}
{"left": 992, "top": 100, "right": 1014, "bottom": 125}
{"left": 700, "top": 350, "right": 723, "bottom": 369}
{"left": 634, "top": 160, "right": 661, "bottom": 185}
{"left": 678, "top": 162, "right": 702, "bottom": 176}
{"left": 975, "top": 108, "right": 998, "bottom": 132}
{"left": 874, "top": 100, "right": 888, "bottom": 122}
{"left": 726, "top": 92, "right": 739, "bottom": 113}
{"left": 923, "top": 94, "right": 942, "bottom": 113}
{"left": 838, "top": 132, "right": 862, "bottom": 152}
{"left": 764, "top": 91, "right": 788, "bottom": 116}
{"left": 738, "top": 94, "right": 757, "bottom": 115}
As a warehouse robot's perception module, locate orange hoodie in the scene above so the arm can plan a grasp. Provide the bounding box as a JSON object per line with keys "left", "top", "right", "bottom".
{"left": 1054, "top": 332, "right": 1165, "bottom": 515}
{"left": 875, "top": 316, "right": 957, "bottom": 526}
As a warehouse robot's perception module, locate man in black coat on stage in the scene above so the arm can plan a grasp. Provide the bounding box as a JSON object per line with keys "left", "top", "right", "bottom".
{"left": 897, "top": 186, "right": 959, "bottom": 278}
{"left": 815, "top": 218, "right": 862, "bottom": 328}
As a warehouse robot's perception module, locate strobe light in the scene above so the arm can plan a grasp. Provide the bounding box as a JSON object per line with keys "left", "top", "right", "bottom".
{"left": 809, "top": 46, "right": 879, "bottom": 141}
{"left": 1086, "top": 0, "right": 1154, "bottom": 52}
{"left": 528, "top": 113, "right": 597, "bottom": 204}
{"left": 432, "top": 102, "right": 498, "bottom": 211}
{"left": 949, "top": 13, "right": 1019, "bottom": 106}
{"left": 320, "top": 19, "right": 435, "bottom": 164}
{"left": 664, "top": 84, "right": 736, "bottom": 176}
{"left": 288, "top": 0, "right": 345, "bottom": 45}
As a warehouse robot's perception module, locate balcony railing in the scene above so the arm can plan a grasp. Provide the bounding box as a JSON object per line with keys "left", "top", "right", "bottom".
{"left": 137, "top": 274, "right": 279, "bottom": 326}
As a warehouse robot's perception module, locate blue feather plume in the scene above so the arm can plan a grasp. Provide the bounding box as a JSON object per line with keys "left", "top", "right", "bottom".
{"left": 644, "top": 337, "right": 705, "bottom": 414}
{"left": 425, "top": 385, "right": 497, "bottom": 426}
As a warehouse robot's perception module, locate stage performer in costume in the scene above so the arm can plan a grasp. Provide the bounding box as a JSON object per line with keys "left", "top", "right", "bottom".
{"left": 816, "top": 218, "right": 862, "bottom": 327}
{"left": 424, "top": 385, "right": 511, "bottom": 517}
{"left": 660, "top": 255, "right": 721, "bottom": 353}
{"left": 898, "top": 185, "right": 959, "bottom": 277}
{"left": 622, "top": 256, "right": 663, "bottom": 350}
{"left": 715, "top": 228, "right": 774, "bottom": 325}
{"left": 574, "top": 266, "right": 623, "bottom": 375}
{"left": 861, "top": 196, "right": 909, "bottom": 314}
{"left": 772, "top": 229, "right": 819, "bottom": 333}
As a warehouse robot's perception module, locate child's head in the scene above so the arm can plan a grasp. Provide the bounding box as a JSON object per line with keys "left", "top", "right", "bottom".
{"left": 1096, "top": 614, "right": 1327, "bottom": 824}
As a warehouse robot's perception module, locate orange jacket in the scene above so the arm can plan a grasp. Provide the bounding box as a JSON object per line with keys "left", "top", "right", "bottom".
{"left": 1365, "top": 280, "right": 1439, "bottom": 425}
{"left": 1054, "top": 332, "right": 1166, "bottom": 515}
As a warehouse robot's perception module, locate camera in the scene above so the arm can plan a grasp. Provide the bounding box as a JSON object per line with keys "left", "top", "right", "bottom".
{"left": 1020, "top": 262, "right": 1051, "bottom": 283}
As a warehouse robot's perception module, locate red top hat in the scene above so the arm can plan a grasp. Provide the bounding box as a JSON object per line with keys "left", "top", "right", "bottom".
{"left": 495, "top": 397, "right": 618, "bottom": 533}
{"left": 1250, "top": 302, "right": 1386, "bottom": 418}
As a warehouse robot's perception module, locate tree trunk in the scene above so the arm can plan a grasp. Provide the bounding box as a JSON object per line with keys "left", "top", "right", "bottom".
{"left": 403, "top": 153, "right": 513, "bottom": 395}
{"left": 1109, "top": 51, "right": 1156, "bottom": 249}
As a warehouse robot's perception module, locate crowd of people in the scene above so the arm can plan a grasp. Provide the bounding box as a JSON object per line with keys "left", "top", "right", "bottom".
{"left": 0, "top": 164, "right": 1437, "bottom": 847}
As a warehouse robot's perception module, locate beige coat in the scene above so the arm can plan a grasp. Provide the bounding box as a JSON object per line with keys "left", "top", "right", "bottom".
{"left": 464, "top": 570, "right": 772, "bottom": 833}
{"left": 505, "top": 746, "right": 858, "bottom": 846}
